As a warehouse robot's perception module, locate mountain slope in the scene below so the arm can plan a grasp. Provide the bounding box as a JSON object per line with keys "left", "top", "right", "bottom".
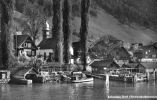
{"left": 72, "top": 8, "right": 157, "bottom": 44}
{"left": 12, "top": 0, "right": 157, "bottom": 45}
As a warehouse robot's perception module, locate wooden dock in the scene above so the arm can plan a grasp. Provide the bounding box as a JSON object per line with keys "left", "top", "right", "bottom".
{"left": 86, "top": 73, "right": 147, "bottom": 83}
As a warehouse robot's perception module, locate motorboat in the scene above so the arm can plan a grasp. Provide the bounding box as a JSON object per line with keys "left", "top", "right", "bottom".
{"left": 70, "top": 72, "right": 94, "bottom": 83}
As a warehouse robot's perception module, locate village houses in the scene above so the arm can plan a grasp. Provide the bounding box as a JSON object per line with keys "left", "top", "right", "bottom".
{"left": 37, "top": 21, "right": 79, "bottom": 64}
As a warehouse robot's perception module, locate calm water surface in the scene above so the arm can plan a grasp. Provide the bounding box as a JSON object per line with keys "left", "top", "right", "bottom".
{"left": 0, "top": 79, "right": 157, "bottom": 100}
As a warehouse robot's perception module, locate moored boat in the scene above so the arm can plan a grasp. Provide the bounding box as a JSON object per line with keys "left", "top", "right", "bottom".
{"left": 70, "top": 72, "right": 94, "bottom": 83}
{"left": 134, "top": 73, "right": 147, "bottom": 82}
{"left": 71, "top": 77, "right": 93, "bottom": 83}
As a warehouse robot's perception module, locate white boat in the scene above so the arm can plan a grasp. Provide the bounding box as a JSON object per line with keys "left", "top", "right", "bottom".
{"left": 134, "top": 73, "right": 147, "bottom": 82}
{"left": 71, "top": 77, "right": 93, "bottom": 83}
{"left": 70, "top": 72, "right": 94, "bottom": 83}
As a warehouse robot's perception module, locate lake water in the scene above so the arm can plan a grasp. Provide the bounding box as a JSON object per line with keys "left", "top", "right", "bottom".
{"left": 0, "top": 79, "right": 157, "bottom": 100}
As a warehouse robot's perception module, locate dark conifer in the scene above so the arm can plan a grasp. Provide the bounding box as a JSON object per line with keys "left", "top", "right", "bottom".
{"left": 0, "top": 0, "right": 15, "bottom": 69}
{"left": 80, "top": 0, "right": 90, "bottom": 71}
{"left": 63, "top": 0, "right": 72, "bottom": 64}
{"left": 52, "top": 0, "right": 63, "bottom": 64}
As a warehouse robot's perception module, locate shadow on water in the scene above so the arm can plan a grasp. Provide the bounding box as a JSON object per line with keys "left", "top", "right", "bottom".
{"left": 0, "top": 79, "right": 157, "bottom": 100}
{"left": 107, "top": 80, "right": 157, "bottom": 100}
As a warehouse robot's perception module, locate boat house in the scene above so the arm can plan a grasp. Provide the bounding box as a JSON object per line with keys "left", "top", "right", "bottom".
{"left": 90, "top": 59, "right": 120, "bottom": 74}
{"left": 123, "top": 62, "right": 157, "bottom": 80}
{"left": 140, "top": 62, "right": 157, "bottom": 80}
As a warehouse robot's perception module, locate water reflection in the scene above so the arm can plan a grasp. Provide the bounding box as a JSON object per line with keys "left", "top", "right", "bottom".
{"left": 0, "top": 80, "right": 157, "bottom": 100}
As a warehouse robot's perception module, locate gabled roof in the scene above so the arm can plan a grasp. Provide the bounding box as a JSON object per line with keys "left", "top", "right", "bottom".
{"left": 121, "top": 64, "right": 131, "bottom": 68}
{"left": 38, "top": 34, "right": 79, "bottom": 50}
{"left": 14, "top": 35, "right": 29, "bottom": 47}
{"left": 14, "top": 35, "right": 37, "bottom": 49}
{"left": 140, "top": 62, "right": 157, "bottom": 69}
{"left": 111, "top": 47, "right": 131, "bottom": 60}
{"left": 13, "top": 67, "right": 38, "bottom": 79}
{"left": 90, "top": 59, "right": 120, "bottom": 69}
{"left": 37, "top": 38, "right": 57, "bottom": 50}
{"left": 125, "top": 63, "right": 140, "bottom": 68}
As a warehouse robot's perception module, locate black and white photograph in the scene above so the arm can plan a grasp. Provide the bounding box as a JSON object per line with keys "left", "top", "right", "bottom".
{"left": 0, "top": 0, "right": 157, "bottom": 100}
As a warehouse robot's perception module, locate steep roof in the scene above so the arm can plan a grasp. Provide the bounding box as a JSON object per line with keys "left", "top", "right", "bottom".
{"left": 126, "top": 63, "right": 140, "bottom": 68}
{"left": 90, "top": 59, "right": 120, "bottom": 69}
{"left": 121, "top": 64, "right": 132, "bottom": 68}
{"left": 14, "top": 35, "right": 37, "bottom": 49}
{"left": 38, "top": 33, "right": 79, "bottom": 50}
{"left": 14, "top": 35, "right": 29, "bottom": 47}
{"left": 37, "top": 38, "right": 57, "bottom": 50}
{"left": 13, "top": 67, "right": 38, "bottom": 79}
{"left": 111, "top": 47, "right": 131, "bottom": 60}
{"left": 140, "top": 62, "right": 157, "bottom": 69}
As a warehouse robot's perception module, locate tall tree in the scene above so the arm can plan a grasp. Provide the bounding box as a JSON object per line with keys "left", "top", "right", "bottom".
{"left": 80, "top": 0, "right": 90, "bottom": 71}
{"left": 22, "top": 2, "right": 46, "bottom": 43}
{"left": 63, "top": 0, "right": 72, "bottom": 64}
{"left": 52, "top": 0, "right": 63, "bottom": 64}
{"left": 0, "top": 0, "right": 15, "bottom": 69}
{"left": 0, "top": 4, "right": 2, "bottom": 67}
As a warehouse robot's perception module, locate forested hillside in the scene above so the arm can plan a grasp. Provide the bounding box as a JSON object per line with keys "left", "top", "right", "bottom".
{"left": 95, "top": 0, "right": 157, "bottom": 30}
{"left": 6, "top": 0, "right": 157, "bottom": 44}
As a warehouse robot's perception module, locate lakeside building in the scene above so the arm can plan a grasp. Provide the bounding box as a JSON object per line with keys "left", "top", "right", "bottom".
{"left": 123, "top": 62, "right": 157, "bottom": 80}
{"left": 89, "top": 59, "right": 120, "bottom": 74}
{"left": 140, "top": 44, "right": 157, "bottom": 62}
{"left": 14, "top": 34, "right": 38, "bottom": 57}
{"left": 37, "top": 21, "right": 79, "bottom": 64}
{"left": 110, "top": 47, "right": 131, "bottom": 67}
{"left": 12, "top": 67, "right": 38, "bottom": 80}
{"left": 131, "top": 43, "right": 143, "bottom": 51}
{"left": 133, "top": 44, "right": 157, "bottom": 62}
{"left": 36, "top": 21, "right": 54, "bottom": 62}
{"left": 140, "top": 62, "right": 157, "bottom": 80}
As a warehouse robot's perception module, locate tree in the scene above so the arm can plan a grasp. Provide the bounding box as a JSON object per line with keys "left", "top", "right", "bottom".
{"left": 63, "top": 0, "right": 72, "bottom": 64}
{"left": 79, "top": 0, "right": 90, "bottom": 71}
{"left": 90, "top": 35, "right": 121, "bottom": 59}
{"left": 22, "top": 2, "right": 46, "bottom": 43}
{"left": 0, "top": 0, "right": 15, "bottom": 69}
{"left": 52, "top": 0, "right": 63, "bottom": 64}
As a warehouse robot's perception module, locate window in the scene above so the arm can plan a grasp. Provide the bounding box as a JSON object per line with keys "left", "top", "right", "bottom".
{"left": 145, "top": 51, "right": 148, "bottom": 55}
{"left": 26, "top": 51, "right": 31, "bottom": 57}
{"left": 27, "top": 43, "right": 31, "bottom": 48}
{"left": 152, "top": 54, "right": 156, "bottom": 58}
{"left": 23, "top": 43, "right": 27, "bottom": 47}
{"left": 32, "top": 51, "right": 35, "bottom": 56}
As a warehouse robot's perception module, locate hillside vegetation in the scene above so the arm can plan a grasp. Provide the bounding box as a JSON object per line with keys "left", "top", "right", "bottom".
{"left": 95, "top": 0, "right": 157, "bottom": 30}
{"left": 10, "top": 0, "right": 157, "bottom": 44}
